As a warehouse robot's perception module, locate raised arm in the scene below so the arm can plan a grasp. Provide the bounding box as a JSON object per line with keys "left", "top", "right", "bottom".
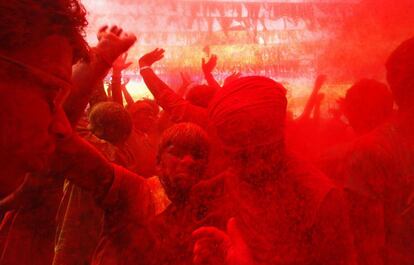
{"left": 111, "top": 53, "right": 133, "bottom": 105}
{"left": 223, "top": 72, "right": 242, "bottom": 87}
{"left": 202, "top": 54, "right": 221, "bottom": 90}
{"left": 139, "top": 48, "right": 208, "bottom": 127}
{"left": 176, "top": 72, "right": 192, "bottom": 97}
{"left": 51, "top": 134, "right": 115, "bottom": 200}
{"left": 64, "top": 26, "right": 136, "bottom": 125}
{"left": 122, "top": 79, "right": 135, "bottom": 107}
{"left": 297, "top": 74, "right": 326, "bottom": 121}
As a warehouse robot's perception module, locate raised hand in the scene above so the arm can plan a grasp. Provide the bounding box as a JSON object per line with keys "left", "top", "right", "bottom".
{"left": 192, "top": 218, "right": 253, "bottom": 265}
{"left": 314, "top": 74, "right": 327, "bottom": 90}
{"left": 223, "top": 72, "right": 242, "bottom": 87}
{"left": 139, "top": 48, "right": 165, "bottom": 68}
{"left": 202, "top": 54, "right": 218, "bottom": 74}
{"left": 95, "top": 25, "right": 137, "bottom": 66}
{"left": 180, "top": 72, "right": 191, "bottom": 87}
{"left": 113, "top": 53, "right": 133, "bottom": 72}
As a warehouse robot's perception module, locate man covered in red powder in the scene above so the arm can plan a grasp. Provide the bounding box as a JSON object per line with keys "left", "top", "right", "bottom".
{"left": 0, "top": 1, "right": 155, "bottom": 265}
{"left": 319, "top": 79, "right": 394, "bottom": 186}
{"left": 53, "top": 101, "right": 134, "bottom": 265}
{"left": 337, "top": 37, "right": 414, "bottom": 265}
{"left": 0, "top": 1, "right": 89, "bottom": 264}
{"left": 0, "top": 0, "right": 87, "bottom": 202}
{"left": 192, "top": 76, "right": 354, "bottom": 265}
{"left": 149, "top": 122, "right": 229, "bottom": 265}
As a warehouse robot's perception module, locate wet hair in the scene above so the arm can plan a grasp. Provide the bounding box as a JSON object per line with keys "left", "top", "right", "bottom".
{"left": 157, "top": 123, "right": 210, "bottom": 163}
{"left": 0, "top": 0, "right": 89, "bottom": 62}
{"left": 186, "top": 85, "right": 216, "bottom": 108}
{"left": 89, "top": 102, "right": 133, "bottom": 144}
{"left": 342, "top": 79, "right": 393, "bottom": 132}
{"left": 386, "top": 37, "right": 414, "bottom": 109}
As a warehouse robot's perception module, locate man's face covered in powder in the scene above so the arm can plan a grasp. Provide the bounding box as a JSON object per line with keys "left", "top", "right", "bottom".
{"left": 226, "top": 142, "right": 285, "bottom": 186}
{"left": 214, "top": 110, "right": 285, "bottom": 186}
{"left": 208, "top": 76, "right": 287, "bottom": 186}
{"left": 0, "top": 35, "right": 73, "bottom": 174}
{"left": 158, "top": 143, "right": 208, "bottom": 201}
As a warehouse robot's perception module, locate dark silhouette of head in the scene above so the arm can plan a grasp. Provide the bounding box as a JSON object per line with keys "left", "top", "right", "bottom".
{"left": 128, "top": 99, "right": 159, "bottom": 133}
{"left": 89, "top": 102, "right": 133, "bottom": 145}
{"left": 342, "top": 79, "right": 393, "bottom": 134}
{"left": 186, "top": 85, "right": 217, "bottom": 108}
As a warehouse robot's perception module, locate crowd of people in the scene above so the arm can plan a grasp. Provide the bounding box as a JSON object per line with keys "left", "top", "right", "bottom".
{"left": 1, "top": 1, "right": 414, "bottom": 265}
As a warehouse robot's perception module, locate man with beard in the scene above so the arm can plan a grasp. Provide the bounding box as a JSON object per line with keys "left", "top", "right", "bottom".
{"left": 192, "top": 76, "right": 354, "bottom": 265}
